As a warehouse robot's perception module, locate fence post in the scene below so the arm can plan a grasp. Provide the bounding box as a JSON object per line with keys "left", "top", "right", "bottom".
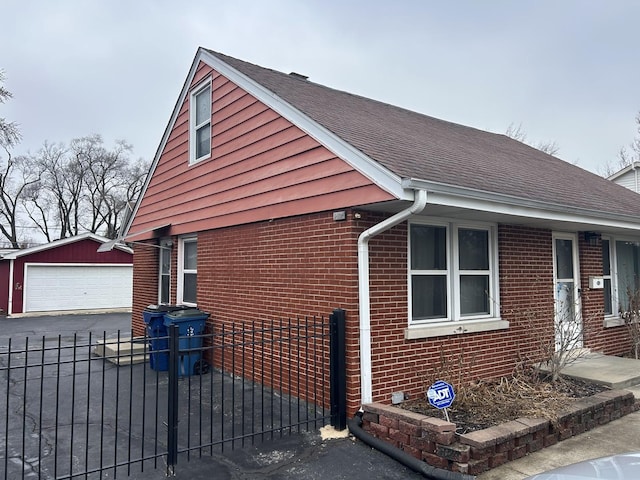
{"left": 329, "top": 308, "right": 347, "bottom": 430}
{"left": 166, "top": 324, "right": 179, "bottom": 476}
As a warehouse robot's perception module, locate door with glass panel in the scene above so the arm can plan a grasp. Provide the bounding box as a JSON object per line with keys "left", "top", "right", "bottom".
{"left": 553, "top": 233, "right": 582, "bottom": 350}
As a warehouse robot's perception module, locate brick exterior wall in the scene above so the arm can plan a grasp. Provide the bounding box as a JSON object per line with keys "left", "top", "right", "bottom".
{"left": 132, "top": 241, "right": 160, "bottom": 335}
{"left": 578, "top": 232, "right": 631, "bottom": 354}
{"left": 131, "top": 217, "right": 633, "bottom": 415}
{"left": 363, "top": 224, "right": 571, "bottom": 406}
{"left": 132, "top": 211, "right": 363, "bottom": 411}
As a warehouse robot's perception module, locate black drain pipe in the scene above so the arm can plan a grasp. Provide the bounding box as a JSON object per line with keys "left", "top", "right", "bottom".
{"left": 348, "top": 412, "right": 476, "bottom": 480}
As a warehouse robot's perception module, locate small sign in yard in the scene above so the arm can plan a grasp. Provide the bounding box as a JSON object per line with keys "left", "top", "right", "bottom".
{"left": 427, "top": 380, "right": 455, "bottom": 422}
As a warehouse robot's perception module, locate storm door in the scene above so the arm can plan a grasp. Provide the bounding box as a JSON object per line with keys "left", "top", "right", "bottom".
{"left": 552, "top": 233, "right": 583, "bottom": 351}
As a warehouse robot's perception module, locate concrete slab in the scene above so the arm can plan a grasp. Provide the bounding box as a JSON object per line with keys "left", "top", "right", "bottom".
{"left": 539, "top": 352, "right": 640, "bottom": 389}
{"left": 94, "top": 336, "right": 148, "bottom": 365}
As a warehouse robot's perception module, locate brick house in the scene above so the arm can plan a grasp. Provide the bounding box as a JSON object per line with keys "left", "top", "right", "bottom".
{"left": 124, "top": 48, "right": 640, "bottom": 414}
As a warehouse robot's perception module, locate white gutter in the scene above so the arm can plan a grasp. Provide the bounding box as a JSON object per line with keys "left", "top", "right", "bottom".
{"left": 357, "top": 189, "right": 428, "bottom": 404}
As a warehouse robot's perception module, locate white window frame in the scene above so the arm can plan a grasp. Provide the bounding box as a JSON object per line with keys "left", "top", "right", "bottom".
{"left": 189, "top": 79, "right": 212, "bottom": 165}
{"left": 406, "top": 219, "right": 506, "bottom": 339}
{"left": 158, "top": 238, "right": 172, "bottom": 305}
{"left": 603, "top": 235, "right": 640, "bottom": 327}
{"left": 177, "top": 236, "right": 197, "bottom": 306}
{"left": 601, "top": 237, "right": 614, "bottom": 318}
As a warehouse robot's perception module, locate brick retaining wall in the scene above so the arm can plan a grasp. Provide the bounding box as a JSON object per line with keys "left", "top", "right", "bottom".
{"left": 361, "top": 390, "right": 637, "bottom": 475}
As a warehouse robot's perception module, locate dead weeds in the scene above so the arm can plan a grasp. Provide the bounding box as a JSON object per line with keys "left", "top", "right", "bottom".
{"left": 401, "top": 374, "right": 608, "bottom": 434}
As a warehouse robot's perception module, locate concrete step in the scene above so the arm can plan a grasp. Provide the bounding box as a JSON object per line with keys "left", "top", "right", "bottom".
{"left": 93, "top": 337, "right": 148, "bottom": 365}
{"left": 539, "top": 352, "right": 640, "bottom": 389}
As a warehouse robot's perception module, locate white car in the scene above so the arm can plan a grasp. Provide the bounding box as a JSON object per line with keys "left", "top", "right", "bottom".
{"left": 525, "top": 452, "right": 640, "bottom": 479}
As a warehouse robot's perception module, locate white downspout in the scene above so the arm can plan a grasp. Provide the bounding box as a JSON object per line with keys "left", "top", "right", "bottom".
{"left": 357, "top": 189, "right": 428, "bottom": 405}
{"left": 8, "top": 259, "right": 14, "bottom": 316}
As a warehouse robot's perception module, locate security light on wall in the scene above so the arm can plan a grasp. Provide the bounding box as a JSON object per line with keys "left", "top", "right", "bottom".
{"left": 584, "top": 231, "right": 599, "bottom": 246}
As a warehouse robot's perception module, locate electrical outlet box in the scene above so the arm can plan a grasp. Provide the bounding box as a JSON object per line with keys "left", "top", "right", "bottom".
{"left": 589, "top": 276, "right": 604, "bottom": 289}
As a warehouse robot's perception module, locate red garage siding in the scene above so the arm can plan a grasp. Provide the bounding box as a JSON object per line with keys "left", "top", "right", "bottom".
{"left": 1, "top": 238, "right": 132, "bottom": 315}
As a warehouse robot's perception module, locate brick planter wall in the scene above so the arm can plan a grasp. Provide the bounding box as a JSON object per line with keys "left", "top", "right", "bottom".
{"left": 361, "top": 390, "right": 637, "bottom": 476}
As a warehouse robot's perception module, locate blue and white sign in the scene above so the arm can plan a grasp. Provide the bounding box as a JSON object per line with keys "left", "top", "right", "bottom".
{"left": 427, "top": 380, "right": 455, "bottom": 410}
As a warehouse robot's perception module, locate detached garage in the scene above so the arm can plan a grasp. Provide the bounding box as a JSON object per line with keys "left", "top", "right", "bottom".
{"left": 0, "top": 233, "right": 133, "bottom": 316}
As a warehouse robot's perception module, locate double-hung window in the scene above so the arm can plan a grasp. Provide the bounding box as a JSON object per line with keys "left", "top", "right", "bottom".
{"left": 189, "top": 81, "right": 211, "bottom": 164}
{"left": 409, "top": 221, "right": 497, "bottom": 325}
{"left": 178, "top": 237, "right": 197, "bottom": 305}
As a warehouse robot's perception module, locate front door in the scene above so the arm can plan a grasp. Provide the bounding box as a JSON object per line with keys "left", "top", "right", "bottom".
{"left": 553, "top": 233, "right": 583, "bottom": 351}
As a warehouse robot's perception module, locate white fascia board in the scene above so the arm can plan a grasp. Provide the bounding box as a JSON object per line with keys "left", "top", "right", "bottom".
{"left": 199, "top": 50, "right": 407, "bottom": 200}
{"left": 3, "top": 233, "right": 115, "bottom": 259}
{"left": 122, "top": 49, "right": 409, "bottom": 240}
{"left": 404, "top": 178, "right": 640, "bottom": 232}
{"left": 122, "top": 51, "right": 204, "bottom": 239}
{"left": 608, "top": 161, "right": 640, "bottom": 181}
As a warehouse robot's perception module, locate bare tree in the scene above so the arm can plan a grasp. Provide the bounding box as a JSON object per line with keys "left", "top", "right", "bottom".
{"left": 599, "top": 111, "right": 640, "bottom": 177}
{"left": 21, "top": 142, "right": 71, "bottom": 241}
{"left": 506, "top": 122, "right": 560, "bottom": 156}
{"left": 23, "top": 135, "right": 148, "bottom": 240}
{"left": 79, "top": 136, "right": 146, "bottom": 238}
{"left": 0, "top": 71, "right": 41, "bottom": 248}
{"left": 0, "top": 71, "right": 20, "bottom": 148}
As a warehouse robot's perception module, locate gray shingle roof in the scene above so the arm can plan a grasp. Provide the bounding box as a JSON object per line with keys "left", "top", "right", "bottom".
{"left": 208, "top": 49, "right": 640, "bottom": 218}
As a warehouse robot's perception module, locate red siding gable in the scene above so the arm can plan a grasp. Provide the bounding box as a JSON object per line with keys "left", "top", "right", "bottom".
{"left": 130, "top": 61, "right": 393, "bottom": 239}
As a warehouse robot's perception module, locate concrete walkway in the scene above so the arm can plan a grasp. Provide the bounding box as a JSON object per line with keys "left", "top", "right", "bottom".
{"left": 478, "top": 353, "right": 640, "bottom": 479}
{"left": 539, "top": 352, "right": 640, "bottom": 389}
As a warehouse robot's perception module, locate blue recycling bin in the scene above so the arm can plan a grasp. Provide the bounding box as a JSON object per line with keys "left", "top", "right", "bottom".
{"left": 143, "top": 305, "right": 185, "bottom": 371}
{"left": 163, "top": 308, "right": 210, "bottom": 376}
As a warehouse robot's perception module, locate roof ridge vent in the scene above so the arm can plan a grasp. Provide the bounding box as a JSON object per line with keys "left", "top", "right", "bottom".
{"left": 289, "top": 72, "right": 309, "bottom": 80}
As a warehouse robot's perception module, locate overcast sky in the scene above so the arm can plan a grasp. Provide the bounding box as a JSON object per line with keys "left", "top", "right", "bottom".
{"left": 2, "top": 0, "right": 639, "bottom": 175}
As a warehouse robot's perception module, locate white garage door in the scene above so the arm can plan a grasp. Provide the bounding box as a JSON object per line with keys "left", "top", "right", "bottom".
{"left": 24, "top": 264, "right": 133, "bottom": 312}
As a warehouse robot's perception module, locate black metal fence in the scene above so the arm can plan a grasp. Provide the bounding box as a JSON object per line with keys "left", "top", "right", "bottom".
{"left": 0, "top": 309, "right": 346, "bottom": 479}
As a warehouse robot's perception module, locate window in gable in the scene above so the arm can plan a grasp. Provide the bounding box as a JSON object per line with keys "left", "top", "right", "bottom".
{"left": 189, "top": 81, "right": 211, "bottom": 164}
{"left": 409, "top": 221, "right": 497, "bottom": 324}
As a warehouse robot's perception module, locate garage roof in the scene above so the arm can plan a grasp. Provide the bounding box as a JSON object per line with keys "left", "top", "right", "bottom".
{"left": 1, "top": 233, "right": 133, "bottom": 260}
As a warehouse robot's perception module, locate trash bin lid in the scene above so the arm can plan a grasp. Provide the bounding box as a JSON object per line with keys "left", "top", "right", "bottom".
{"left": 164, "top": 308, "right": 210, "bottom": 320}
{"left": 145, "top": 304, "right": 188, "bottom": 313}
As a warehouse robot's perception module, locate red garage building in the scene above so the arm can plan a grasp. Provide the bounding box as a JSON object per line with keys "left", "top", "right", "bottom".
{"left": 0, "top": 233, "right": 133, "bottom": 316}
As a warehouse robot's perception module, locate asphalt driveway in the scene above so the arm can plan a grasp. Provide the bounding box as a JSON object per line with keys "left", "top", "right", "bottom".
{"left": 0, "top": 312, "right": 424, "bottom": 480}
{"left": 4, "top": 312, "right": 640, "bottom": 480}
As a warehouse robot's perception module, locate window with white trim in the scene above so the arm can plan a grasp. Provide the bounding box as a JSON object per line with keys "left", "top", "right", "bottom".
{"left": 189, "top": 81, "right": 211, "bottom": 164}
{"left": 409, "top": 221, "right": 497, "bottom": 324}
{"left": 600, "top": 236, "right": 640, "bottom": 320}
{"left": 178, "top": 237, "right": 197, "bottom": 305}
{"left": 158, "top": 239, "right": 172, "bottom": 304}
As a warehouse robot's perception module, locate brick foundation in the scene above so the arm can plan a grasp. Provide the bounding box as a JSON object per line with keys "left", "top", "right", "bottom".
{"left": 362, "top": 390, "right": 637, "bottom": 475}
